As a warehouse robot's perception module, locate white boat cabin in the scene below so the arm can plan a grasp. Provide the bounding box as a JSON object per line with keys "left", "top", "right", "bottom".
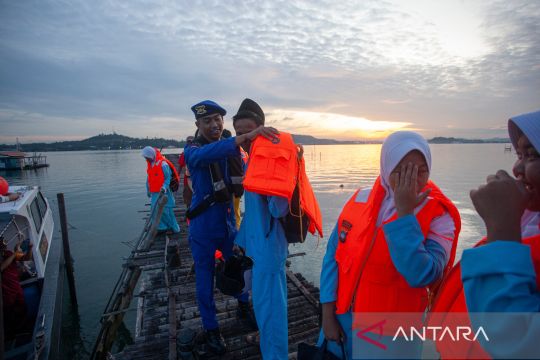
{"left": 0, "top": 185, "right": 54, "bottom": 283}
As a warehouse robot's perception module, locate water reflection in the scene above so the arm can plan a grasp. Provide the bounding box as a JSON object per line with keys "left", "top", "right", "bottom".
{"left": 0, "top": 144, "right": 516, "bottom": 359}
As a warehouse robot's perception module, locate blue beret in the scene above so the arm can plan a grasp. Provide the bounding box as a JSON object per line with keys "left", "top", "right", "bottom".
{"left": 191, "top": 100, "right": 227, "bottom": 119}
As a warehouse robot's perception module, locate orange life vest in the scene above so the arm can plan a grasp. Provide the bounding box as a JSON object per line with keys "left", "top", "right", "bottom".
{"left": 334, "top": 177, "right": 461, "bottom": 332}
{"left": 146, "top": 149, "right": 179, "bottom": 193}
{"left": 429, "top": 233, "right": 540, "bottom": 359}
{"left": 242, "top": 132, "right": 323, "bottom": 237}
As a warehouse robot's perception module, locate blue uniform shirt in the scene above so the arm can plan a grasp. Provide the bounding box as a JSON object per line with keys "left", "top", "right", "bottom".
{"left": 235, "top": 190, "right": 289, "bottom": 273}
{"left": 461, "top": 241, "right": 540, "bottom": 358}
{"left": 184, "top": 137, "right": 240, "bottom": 238}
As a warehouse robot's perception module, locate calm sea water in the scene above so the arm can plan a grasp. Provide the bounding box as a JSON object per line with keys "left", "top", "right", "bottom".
{"left": 1, "top": 144, "right": 515, "bottom": 358}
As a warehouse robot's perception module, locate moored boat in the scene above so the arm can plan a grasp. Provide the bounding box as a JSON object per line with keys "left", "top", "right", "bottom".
{"left": 0, "top": 152, "right": 49, "bottom": 171}
{"left": 1, "top": 186, "right": 63, "bottom": 359}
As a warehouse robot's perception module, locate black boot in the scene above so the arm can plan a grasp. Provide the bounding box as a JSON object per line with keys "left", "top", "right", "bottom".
{"left": 237, "top": 300, "right": 258, "bottom": 331}
{"left": 205, "top": 328, "right": 226, "bottom": 355}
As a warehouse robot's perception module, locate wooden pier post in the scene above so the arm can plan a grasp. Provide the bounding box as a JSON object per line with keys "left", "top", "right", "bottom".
{"left": 57, "top": 193, "right": 78, "bottom": 306}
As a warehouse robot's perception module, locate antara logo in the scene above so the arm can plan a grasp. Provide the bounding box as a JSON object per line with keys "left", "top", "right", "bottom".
{"left": 392, "top": 326, "right": 490, "bottom": 342}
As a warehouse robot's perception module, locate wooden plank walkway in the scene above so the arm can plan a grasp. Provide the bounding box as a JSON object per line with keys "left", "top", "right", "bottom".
{"left": 114, "top": 154, "right": 321, "bottom": 359}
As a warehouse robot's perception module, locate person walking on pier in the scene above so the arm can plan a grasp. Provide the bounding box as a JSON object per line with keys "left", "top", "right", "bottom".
{"left": 234, "top": 98, "right": 324, "bottom": 359}
{"left": 184, "top": 100, "right": 278, "bottom": 355}
{"left": 141, "top": 146, "right": 180, "bottom": 234}
{"left": 319, "top": 131, "right": 461, "bottom": 359}
{"left": 233, "top": 99, "right": 289, "bottom": 359}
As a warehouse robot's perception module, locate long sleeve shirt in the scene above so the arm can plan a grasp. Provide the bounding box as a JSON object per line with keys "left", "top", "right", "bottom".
{"left": 184, "top": 137, "right": 240, "bottom": 238}
{"left": 235, "top": 190, "right": 289, "bottom": 273}
{"left": 461, "top": 241, "right": 540, "bottom": 358}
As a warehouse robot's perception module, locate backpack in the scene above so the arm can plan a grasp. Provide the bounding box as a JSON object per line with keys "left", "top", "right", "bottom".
{"left": 163, "top": 158, "right": 180, "bottom": 192}
{"left": 280, "top": 182, "right": 310, "bottom": 243}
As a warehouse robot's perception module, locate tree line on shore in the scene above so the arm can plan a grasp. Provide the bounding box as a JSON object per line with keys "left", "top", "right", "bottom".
{"left": 0, "top": 133, "right": 510, "bottom": 152}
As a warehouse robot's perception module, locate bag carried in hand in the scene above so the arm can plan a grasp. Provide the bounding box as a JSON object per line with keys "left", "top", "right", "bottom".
{"left": 297, "top": 339, "right": 347, "bottom": 360}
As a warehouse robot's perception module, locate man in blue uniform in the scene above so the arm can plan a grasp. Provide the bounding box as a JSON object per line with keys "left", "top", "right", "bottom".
{"left": 184, "top": 100, "right": 273, "bottom": 355}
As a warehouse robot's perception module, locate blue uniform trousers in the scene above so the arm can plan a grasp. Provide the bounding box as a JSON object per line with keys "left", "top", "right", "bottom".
{"left": 189, "top": 233, "right": 249, "bottom": 330}
{"left": 252, "top": 264, "right": 288, "bottom": 360}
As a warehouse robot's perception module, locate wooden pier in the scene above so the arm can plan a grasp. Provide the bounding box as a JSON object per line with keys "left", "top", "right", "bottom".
{"left": 96, "top": 154, "right": 321, "bottom": 359}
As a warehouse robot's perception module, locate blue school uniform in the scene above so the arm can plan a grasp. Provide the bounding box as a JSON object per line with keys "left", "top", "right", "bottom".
{"left": 235, "top": 190, "right": 289, "bottom": 360}
{"left": 461, "top": 241, "right": 540, "bottom": 359}
{"left": 146, "top": 161, "right": 180, "bottom": 232}
{"left": 318, "top": 215, "right": 448, "bottom": 359}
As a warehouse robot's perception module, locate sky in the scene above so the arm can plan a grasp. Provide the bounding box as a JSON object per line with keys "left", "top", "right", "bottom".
{"left": 0, "top": 0, "right": 539, "bottom": 144}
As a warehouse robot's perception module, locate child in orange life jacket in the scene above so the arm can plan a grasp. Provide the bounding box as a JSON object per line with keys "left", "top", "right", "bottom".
{"left": 430, "top": 110, "right": 540, "bottom": 359}
{"left": 232, "top": 98, "right": 291, "bottom": 360}
{"left": 318, "top": 131, "right": 461, "bottom": 359}
{"left": 141, "top": 146, "right": 180, "bottom": 233}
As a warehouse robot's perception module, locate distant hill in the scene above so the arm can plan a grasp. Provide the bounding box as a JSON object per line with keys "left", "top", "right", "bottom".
{"left": 291, "top": 134, "right": 364, "bottom": 145}
{"left": 0, "top": 133, "right": 511, "bottom": 152}
{"left": 428, "top": 137, "right": 510, "bottom": 144}
{"left": 0, "top": 133, "right": 184, "bottom": 152}
{"left": 0, "top": 133, "right": 360, "bottom": 151}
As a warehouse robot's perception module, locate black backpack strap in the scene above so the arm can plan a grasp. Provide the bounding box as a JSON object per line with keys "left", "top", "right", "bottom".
{"left": 185, "top": 194, "right": 216, "bottom": 220}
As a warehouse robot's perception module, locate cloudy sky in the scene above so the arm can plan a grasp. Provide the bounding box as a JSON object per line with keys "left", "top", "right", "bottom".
{"left": 1, "top": 0, "right": 539, "bottom": 144}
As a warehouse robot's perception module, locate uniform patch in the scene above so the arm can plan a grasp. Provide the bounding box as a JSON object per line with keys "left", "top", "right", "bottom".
{"left": 195, "top": 105, "right": 207, "bottom": 115}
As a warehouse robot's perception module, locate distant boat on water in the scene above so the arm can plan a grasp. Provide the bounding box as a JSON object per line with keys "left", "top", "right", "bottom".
{"left": 0, "top": 152, "right": 49, "bottom": 171}
{"left": 1, "top": 186, "right": 63, "bottom": 359}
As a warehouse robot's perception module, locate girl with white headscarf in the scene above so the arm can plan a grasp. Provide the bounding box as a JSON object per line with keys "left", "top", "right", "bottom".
{"left": 449, "top": 110, "right": 540, "bottom": 359}
{"left": 141, "top": 146, "right": 180, "bottom": 233}
{"left": 317, "top": 131, "right": 461, "bottom": 359}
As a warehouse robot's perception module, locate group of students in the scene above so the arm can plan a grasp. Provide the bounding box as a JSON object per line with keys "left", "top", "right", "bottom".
{"left": 319, "top": 109, "right": 540, "bottom": 360}
{"left": 143, "top": 102, "right": 540, "bottom": 360}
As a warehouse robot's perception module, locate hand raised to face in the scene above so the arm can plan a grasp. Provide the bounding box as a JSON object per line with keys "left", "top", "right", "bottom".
{"left": 470, "top": 169, "right": 530, "bottom": 243}
{"left": 391, "top": 162, "right": 431, "bottom": 218}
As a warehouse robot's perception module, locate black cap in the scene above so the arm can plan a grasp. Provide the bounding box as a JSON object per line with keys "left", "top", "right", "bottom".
{"left": 232, "top": 98, "right": 265, "bottom": 126}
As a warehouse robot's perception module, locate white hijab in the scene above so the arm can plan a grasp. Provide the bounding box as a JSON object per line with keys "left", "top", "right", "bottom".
{"left": 508, "top": 109, "right": 540, "bottom": 237}
{"left": 141, "top": 146, "right": 156, "bottom": 164}
{"left": 377, "top": 131, "right": 432, "bottom": 225}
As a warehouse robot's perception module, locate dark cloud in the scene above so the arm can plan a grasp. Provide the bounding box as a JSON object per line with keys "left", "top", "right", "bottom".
{"left": 0, "top": 0, "right": 538, "bottom": 143}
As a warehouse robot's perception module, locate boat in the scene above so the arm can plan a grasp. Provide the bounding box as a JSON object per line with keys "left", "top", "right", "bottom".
{"left": 0, "top": 152, "right": 49, "bottom": 171}
{"left": 1, "top": 186, "right": 63, "bottom": 359}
